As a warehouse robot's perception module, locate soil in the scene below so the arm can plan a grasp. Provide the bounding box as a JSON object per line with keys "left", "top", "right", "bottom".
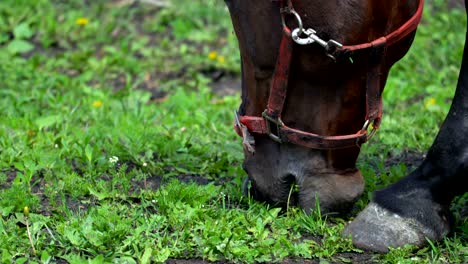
{"left": 165, "top": 251, "right": 378, "bottom": 264}
{"left": 165, "top": 253, "right": 378, "bottom": 264}
{"left": 382, "top": 149, "right": 425, "bottom": 170}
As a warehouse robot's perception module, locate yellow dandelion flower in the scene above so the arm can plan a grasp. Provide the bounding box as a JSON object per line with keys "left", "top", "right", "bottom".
{"left": 23, "top": 206, "right": 30, "bottom": 217}
{"left": 208, "top": 51, "right": 218, "bottom": 60}
{"left": 217, "top": 55, "right": 225, "bottom": 64}
{"left": 424, "top": 98, "right": 436, "bottom": 109}
{"left": 75, "top": 17, "right": 89, "bottom": 26}
{"left": 92, "top": 100, "right": 103, "bottom": 108}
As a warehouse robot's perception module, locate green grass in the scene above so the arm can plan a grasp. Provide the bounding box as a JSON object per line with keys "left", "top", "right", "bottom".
{"left": 0, "top": 0, "right": 467, "bottom": 263}
{"left": 377, "top": 1, "right": 465, "bottom": 151}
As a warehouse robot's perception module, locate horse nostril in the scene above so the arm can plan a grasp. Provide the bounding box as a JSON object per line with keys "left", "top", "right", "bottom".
{"left": 242, "top": 176, "right": 264, "bottom": 201}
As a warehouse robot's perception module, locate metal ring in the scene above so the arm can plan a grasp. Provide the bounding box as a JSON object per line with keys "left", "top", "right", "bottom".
{"left": 361, "top": 119, "right": 370, "bottom": 133}
{"left": 367, "top": 127, "right": 378, "bottom": 141}
{"left": 281, "top": 9, "right": 303, "bottom": 35}
{"left": 361, "top": 119, "right": 378, "bottom": 141}
{"left": 290, "top": 10, "right": 303, "bottom": 34}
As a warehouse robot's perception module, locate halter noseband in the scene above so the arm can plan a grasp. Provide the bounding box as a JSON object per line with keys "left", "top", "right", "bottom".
{"left": 235, "top": 0, "right": 424, "bottom": 153}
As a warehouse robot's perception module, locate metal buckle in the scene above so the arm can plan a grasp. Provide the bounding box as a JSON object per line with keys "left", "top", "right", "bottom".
{"left": 262, "top": 110, "right": 284, "bottom": 143}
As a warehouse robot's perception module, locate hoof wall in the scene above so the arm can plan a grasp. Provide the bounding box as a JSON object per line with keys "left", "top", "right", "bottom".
{"left": 342, "top": 203, "right": 448, "bottom": 253}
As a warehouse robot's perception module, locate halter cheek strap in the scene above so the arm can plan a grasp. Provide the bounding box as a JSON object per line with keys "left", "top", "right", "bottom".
{"left": 235, "top": 0, "right": 424, "bottom": 153}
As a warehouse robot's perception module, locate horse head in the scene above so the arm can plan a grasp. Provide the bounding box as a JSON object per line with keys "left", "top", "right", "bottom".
{"left": 226, "top": 0, "right": 422, "bottom": 213}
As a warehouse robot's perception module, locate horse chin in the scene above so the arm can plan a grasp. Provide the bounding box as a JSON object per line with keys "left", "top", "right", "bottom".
{"left": 242, "top": 141, "right": 365, "bottom": 214}
{"left": 297, "top": 169, "right": 364, "bottom": 214}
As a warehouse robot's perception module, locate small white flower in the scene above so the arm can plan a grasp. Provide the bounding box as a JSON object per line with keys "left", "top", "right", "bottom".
{"left": 142, "top": 162, "right": 147, "bottom": 167}
{"left": 54, "top": 144, "right": 58, "bottom": 148}
{"left": 109, "top": 156, "right": 119, "bottom": 164}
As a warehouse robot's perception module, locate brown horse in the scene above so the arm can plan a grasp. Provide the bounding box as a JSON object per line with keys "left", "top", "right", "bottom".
{"left": 226, "top": 0, "right": 467, "bottom": 253}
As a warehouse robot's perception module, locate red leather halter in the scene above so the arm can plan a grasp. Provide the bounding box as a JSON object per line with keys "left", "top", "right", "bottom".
{"left": 235, "top": 0, "right": 424, "bottom": 152}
